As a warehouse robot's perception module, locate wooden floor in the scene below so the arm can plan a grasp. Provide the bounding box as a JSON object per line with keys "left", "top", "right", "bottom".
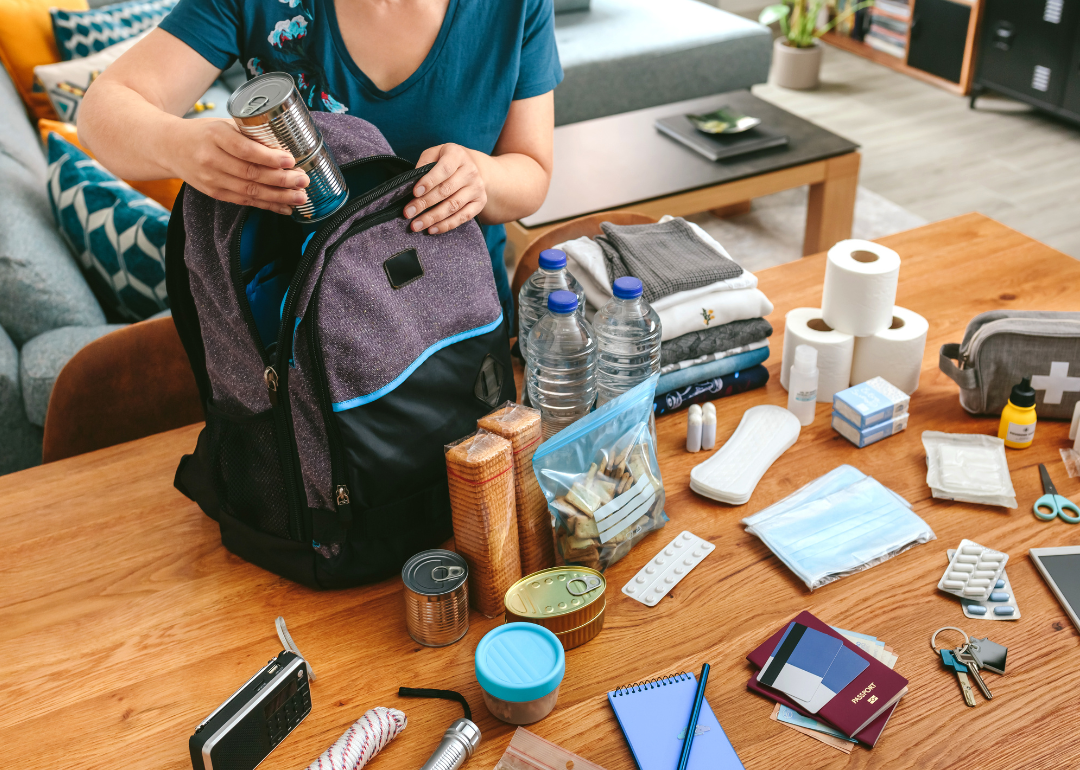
{"left": 753, "top": 46, "right": 1080, "bottom": 259}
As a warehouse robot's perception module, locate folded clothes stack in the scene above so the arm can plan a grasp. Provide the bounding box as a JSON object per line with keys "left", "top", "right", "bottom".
{"left": 558, "top": 216, "right": 774, "bottom": 413}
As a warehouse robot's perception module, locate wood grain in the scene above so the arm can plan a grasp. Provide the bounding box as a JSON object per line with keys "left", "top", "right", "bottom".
{"left": 3, "top": 214, "right": 1080, "bottom": 770}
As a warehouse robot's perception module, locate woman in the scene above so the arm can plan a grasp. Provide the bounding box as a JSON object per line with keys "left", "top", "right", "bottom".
{"left": 78, "top": 0, "right": 562, "bottom": 322}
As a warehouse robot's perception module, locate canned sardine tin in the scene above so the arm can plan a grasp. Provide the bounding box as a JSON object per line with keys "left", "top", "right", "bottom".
{"left": 402, "top": 550, "right": 470, "bottom": 647}
{"left": 227, "top": 72, "right": 349, "bottom": 223}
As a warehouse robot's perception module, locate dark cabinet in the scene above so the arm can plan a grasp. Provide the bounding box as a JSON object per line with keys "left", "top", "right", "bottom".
{"left": 973, "top": 0, "right": 1080, "bottom": 124}
{"left": 909, "top": 0, "right": 972, "bottom": 84}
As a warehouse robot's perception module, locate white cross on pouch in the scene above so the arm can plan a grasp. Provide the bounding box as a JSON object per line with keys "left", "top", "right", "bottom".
{"left": 1031, "top": 361, "right": 1080, "bottom": 404}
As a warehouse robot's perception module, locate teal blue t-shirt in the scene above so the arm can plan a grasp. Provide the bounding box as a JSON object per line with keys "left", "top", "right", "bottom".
{"left": 160, "top": 0, "right": 563, "bottom": 318}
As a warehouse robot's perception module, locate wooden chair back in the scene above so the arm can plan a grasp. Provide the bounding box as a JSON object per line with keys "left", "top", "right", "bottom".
{"left": 509, "top": 212, "right": 658, "bottom": 320}
{"left": 42, "top": 317, "right": 203, "bottom": 463}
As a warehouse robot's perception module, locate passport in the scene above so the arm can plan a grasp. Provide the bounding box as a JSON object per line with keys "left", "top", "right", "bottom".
{"left": 746, "top": 611, "right": 908, "bottom": 744}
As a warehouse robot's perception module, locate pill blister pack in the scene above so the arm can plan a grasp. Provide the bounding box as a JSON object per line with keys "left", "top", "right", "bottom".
{"left": 946, "top": 549, "right": 1021, "bottom": 621}
{"left": 622, "top": 531, "right": 714, "bottom": 606}
{"left": 937, "top": 539, "right": 1009, "bottom": 602}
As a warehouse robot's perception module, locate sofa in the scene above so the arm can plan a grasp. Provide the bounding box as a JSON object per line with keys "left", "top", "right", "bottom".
{"left": 0, "top": 0, "right": 770, "bottom": 475}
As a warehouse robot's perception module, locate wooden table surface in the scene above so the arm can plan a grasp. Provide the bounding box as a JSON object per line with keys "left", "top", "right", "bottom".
{"left": 4, "top": 213, "right": 1080, "bottom": 770}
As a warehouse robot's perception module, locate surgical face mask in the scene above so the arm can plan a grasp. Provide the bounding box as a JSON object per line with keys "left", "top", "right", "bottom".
{"left": 742, "top": 465, "right": 936, "bottom": 591}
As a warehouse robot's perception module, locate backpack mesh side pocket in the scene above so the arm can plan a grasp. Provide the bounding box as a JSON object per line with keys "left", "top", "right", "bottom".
{"left": 204, "top": 401, "right": 292, "bottom": 539}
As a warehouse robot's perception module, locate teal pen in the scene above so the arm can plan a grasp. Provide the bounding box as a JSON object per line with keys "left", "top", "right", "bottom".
{"left": 676, "top": 663, "right": 710, "bottom": 770}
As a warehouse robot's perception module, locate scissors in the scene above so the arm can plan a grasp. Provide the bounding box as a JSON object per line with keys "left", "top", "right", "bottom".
{"left": 1033, "top": 463, "right": 1080, "bottom": 523}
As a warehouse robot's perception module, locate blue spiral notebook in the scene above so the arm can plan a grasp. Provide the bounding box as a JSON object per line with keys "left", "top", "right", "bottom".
{"left": 607, "top": 672, "right": 744, "bottom": 770}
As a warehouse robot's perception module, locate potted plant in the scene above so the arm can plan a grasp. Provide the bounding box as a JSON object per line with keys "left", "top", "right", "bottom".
{"left": 760, "top": 0, "right": 870, "bottom": 90}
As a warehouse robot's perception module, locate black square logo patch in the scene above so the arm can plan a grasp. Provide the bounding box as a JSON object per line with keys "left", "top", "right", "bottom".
{"left": 474, "top": 354, "right": 505, "bottom": 408}
{"left": 384, "top": 248, "right": 424, "bottom": 290}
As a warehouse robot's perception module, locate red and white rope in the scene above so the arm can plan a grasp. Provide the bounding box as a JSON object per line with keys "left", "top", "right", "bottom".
{"left": 306, "top": 707, "right": 407, "bottom": 770}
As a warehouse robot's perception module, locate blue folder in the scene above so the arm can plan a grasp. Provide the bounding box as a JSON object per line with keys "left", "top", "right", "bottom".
{"left": 607, "top": 672, "right": 744, "bottom": 770}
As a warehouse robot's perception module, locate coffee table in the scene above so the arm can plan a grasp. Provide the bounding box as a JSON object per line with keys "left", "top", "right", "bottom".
{"left": 507, "top": 90, "right": 860, "bottom": 259}
{"left": 5, "top": 216, "right": 1079, "bottom": 769}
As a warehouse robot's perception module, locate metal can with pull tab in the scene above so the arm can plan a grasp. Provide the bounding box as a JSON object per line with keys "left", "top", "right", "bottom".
{"left": 226, "top": 72, "right": 349, "bottom": 223}
{"left": 402, "top": 549, "right": 470, "bottom": 647}
{"left": 503, "top": 566, "right": 607, "bottom": 649}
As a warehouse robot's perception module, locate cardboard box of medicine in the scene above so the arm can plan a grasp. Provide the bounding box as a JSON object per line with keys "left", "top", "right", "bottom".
{"left": 832, "top": 410, "right": 909, "bottom": 448}
{"left": 833, "top": 377, "right": 910, "bottom": 430}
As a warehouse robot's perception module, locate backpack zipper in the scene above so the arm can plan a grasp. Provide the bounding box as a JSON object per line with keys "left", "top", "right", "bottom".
{"left": 274, "top": 160, "right": 432, "bottom": 539}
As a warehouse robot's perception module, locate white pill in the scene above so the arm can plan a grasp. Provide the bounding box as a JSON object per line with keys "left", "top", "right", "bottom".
{"left": 947, "top": 572, "right": 970, "bottom": 581}
{"left": 675, "top": 540, "right": 685, "bottom": 549}
{"left": 636, "top": 575, "right": 646, "bottom": 584}
{"left": 963, "top": 587, "right": 987, "bottom": 596}
{"left": 943, "top": 580, "right": 965, "bottom": 589}
{"left": 973, "top": 571, "right": 997, "bottom": 579}
{"left": 646, "top": 566, "right": 656, "bottom": 575}
{"left": 656, "top": 558, "right": 666, "bottom": 565}
{"left": 682, "top": 533, "right": 693, "bottom": 540}
{"left": 962, "top": 545, "right": 984, "bottom": 555}
{"left": 978, "top": 561, "right": 1001, "bottom": 570}
{"left": 968, "top": 579, "right": 990, "bottom": 587}
{"left": 957, "top": 555, "right": 979, "bottom": 563}
{"left": 625, "top": 586, "right": 636, "bottom": 594}
{"left": 692, "top": 550, "right": 702, "bottom": 558}
{"left": 953, "top": 563, "right": 975, "bottom": 573}
{"left": 653, "top": 586, "right": 663, "bottom": 593}
{"left": 665, "top": 576, "right": 675, "bottom": 584}
{"left": 664, "top": 548, "right": 674, "bottom": 556}
{"left": 703, "top": 543, "right": 713, "bottom": 550}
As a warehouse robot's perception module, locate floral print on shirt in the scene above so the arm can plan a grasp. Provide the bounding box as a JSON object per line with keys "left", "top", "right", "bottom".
{"left": 261, "top": 0, "right": 348, "bottom": 113}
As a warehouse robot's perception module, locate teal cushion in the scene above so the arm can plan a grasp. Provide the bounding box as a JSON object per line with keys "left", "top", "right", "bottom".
{"left": 51, "top": 0, "right": 176, "bottom": 61}
{"left": 46, "top": 134, "right": 170, "bottom": 322}
{"left": 20, "top": 324, "right": 125, "bottom": 427}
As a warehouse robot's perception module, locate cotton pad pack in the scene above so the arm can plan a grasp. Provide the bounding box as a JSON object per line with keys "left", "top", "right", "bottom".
{"left": 937, "top": 539, "right": 1009, "bottom": 602}
{"left": 690, "top": 405, "right": 801, "bottom": 505}
{"left": 622, "top": 531, "right": 714, "bottom": 606}
{"left": 922, "top": 431, "right": 1018, "bottom": 508}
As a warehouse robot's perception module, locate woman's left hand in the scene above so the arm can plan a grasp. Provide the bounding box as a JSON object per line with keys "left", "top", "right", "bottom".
{"left": 404, "top": 143, "right": 487, "bottom": 234}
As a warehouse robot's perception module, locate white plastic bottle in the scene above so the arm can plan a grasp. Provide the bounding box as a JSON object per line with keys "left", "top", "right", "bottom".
{"left": 526, "top": 290, "right": 598, "bottom": 439}
{"left": 787, "top": 345, "right": 819, "bottom": 426}
{"left": 517, "top": 249, "right": 585, "bottom": 363}
{"left": 592, "top": 277, "right": 662, "bottom": 406}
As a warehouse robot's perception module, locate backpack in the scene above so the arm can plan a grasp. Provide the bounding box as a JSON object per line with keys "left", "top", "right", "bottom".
{"left": 165, "top": 113, "right": 515, "bottom": 589}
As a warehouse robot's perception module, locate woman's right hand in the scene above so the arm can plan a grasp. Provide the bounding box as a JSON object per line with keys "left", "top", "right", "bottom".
{"left": 172, "top": 118, "right": 309, "bottom": 215}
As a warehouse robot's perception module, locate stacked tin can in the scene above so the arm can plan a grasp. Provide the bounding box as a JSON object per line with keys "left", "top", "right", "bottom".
{"left": 503, "top": 566, "right": 607, "bottom": 649}
{"left": 227, "top": 72, "right": 349, "bottom": 222}
{"left": 402, "top": 550, "right": 470, "bottom": 647}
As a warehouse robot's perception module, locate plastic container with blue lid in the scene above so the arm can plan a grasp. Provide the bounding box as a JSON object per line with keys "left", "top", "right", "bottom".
{"left": 475, "top": 623, "right": 565, "bottom": 724}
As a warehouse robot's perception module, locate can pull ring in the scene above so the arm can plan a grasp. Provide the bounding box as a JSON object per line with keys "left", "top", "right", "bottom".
{"left": 243, "top": 94, "right": 268, "bottom": 114}
{"left": 432, "top": 565, "right": 466, "bottom": 582}
{"left": 567, "top": 575, "right": 603, "bottom": 596}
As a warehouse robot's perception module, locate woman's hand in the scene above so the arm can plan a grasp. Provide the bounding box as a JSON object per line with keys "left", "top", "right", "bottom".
{"left": 404, "top": 143, "right": 488, "bottom": 234}
{"left": 171, "top": 119, "right": 310, "bottom": 216}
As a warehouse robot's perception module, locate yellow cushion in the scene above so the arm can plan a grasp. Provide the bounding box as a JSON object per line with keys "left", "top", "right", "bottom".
{"left": 38, "top": 119, "right": 182, "bottom": 210}
{"left": 0, "top": 0, "right": 89, "bottom": 120}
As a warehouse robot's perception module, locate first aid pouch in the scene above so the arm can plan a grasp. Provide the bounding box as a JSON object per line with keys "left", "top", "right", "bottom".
{"left": 533, "top": 375, "right": 667, "bottom": 573}
{"left": 939, "top": 310, "right": 1080, "bottom": 419}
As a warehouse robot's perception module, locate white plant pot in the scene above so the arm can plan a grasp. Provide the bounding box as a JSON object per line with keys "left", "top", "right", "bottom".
{"left": 771, "top": 37, "right": 823, "bottom": 90}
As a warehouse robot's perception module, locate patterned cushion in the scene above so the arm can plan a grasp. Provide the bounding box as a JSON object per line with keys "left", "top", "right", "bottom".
{"left": 0, "top": 0, "right": 88, "bottom": 119}
{"left": 46, "top": 134, "right": 170, "bottom": 321}
{"left": 33, "top": 32, "right": 144, "bottom": 122}
{"left": 50, "top": 0, "right": 175, "bottom": 61}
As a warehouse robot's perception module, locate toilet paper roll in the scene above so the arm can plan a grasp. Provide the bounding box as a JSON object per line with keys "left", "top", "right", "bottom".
{"left": 781, "top": 307, "right": 854, "bottom": 402}
{"left": 851, "top": 306, "right": 929, "bottom": 395}
{"left": 821, "top": 240, "right": 901, "bottom": 337}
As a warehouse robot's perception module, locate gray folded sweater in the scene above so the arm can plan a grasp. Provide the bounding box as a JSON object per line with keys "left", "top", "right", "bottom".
{"left": 660, "top": 318, "right": 773, "bottom": 367}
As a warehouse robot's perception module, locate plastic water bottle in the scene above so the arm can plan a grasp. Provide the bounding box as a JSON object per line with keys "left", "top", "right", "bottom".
{"left": 592, "top": 277, "right": 662, "bottom": 406}
{"left": 517, "top": 249, "right": 584, "bottom": 363}
{"left": 527, "top": 290, "right": 597, "bottom": 439}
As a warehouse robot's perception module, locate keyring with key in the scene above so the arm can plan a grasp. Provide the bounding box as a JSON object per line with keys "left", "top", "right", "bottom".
{"left": 930, "top": 627, "right": 995, "bottom": 706}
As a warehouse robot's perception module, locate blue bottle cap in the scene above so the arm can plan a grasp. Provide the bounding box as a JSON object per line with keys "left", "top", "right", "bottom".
{"left": 547, "top": 290, "right": 578, "bottom": 314}
{"left": 612, "top": 276, "right": 643, "bottom": 300}
{"left": 475, "top": 623, "right": 565, "bottom": 703}
{"left": 538, "top": 249, "right": 567, "bottom": 270}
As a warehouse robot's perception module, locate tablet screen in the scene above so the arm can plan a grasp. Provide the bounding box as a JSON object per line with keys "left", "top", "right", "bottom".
{"left": 1038, "top": 553, "right": 1080, "bottom": 620}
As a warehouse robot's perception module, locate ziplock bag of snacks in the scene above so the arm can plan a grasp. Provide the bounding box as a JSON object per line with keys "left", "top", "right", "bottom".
{"left": 532, "top": 375, "right": 667, "bottom": 572}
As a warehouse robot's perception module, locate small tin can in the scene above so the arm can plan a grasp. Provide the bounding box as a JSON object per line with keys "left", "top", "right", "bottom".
{"left": 504, "top": 566, "right": 606, "bottom": 649}
{"left": 402, "top": 549, "right": 469, "bottom": 647}
{"left": 227, "top": 72, "right": 349, "bottom": 223}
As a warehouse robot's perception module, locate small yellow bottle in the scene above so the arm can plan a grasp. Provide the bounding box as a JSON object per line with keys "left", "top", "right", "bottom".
{"left": 998, "top": 376, "right": 1037, "bottom": 449}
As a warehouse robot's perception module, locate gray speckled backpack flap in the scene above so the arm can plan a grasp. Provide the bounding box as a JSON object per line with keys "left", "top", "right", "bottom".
{"left": 939, "top": 310, "right": 1080, "bottom": 418}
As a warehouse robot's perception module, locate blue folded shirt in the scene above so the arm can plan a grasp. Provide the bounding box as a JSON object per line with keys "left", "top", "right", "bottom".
{"left": 656, "top": 346, "right": 769, "bottom": 394}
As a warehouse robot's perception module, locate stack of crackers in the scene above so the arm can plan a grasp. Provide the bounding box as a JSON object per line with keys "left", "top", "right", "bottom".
{"left": 445, "top": 431, "right": 522, "bottom": 617}
{"left": 477, "top": 403, "right": 554, "bottom": 574}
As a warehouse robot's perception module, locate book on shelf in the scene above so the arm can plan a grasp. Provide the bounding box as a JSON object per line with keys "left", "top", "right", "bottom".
{"left": 869, "top": 11, "right": 909, "bottom": 34}
{"left": 873, "top": 0, "right": 911, "bottom": 19}
{"left": 865, "top": 33, "right": 906, "bottom": 58}
{"left": 867, "top": 24, "right": 906, "bottom": 45}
